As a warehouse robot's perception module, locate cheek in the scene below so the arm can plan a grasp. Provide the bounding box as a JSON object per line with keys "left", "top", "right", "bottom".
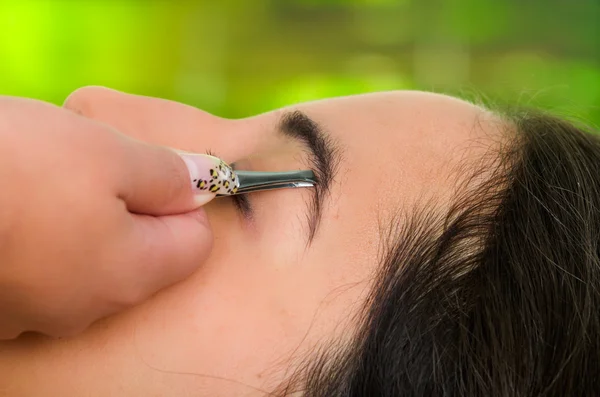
{"left": 127, "top": 186, "right": 382, "bottom": 389}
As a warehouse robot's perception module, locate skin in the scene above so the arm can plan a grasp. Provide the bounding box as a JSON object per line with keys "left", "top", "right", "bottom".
{"left": 0, "top": 89, "right": 501, "bottom": 396}
{"left": 0, "top": 97, "right": 215, "bottom": 340}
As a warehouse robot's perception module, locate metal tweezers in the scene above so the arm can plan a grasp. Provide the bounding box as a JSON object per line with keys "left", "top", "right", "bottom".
{"left": 217, "top": 170, "right": 316, "bottom": 196}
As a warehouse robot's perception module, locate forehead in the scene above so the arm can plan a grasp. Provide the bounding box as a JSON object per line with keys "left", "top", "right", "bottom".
{"left": 294, "top": 91, "right": 492, "bottom": 152}
{"left": 292, "top": 91, "right": 500, "bottom": 207}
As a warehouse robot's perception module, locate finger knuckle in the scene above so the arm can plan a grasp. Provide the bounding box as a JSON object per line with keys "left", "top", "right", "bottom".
{"left": 63, "top": 85, "right": 108, "bottom": 116}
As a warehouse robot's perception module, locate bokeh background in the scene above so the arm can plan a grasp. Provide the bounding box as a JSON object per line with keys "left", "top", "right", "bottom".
{"left": 1, "top": 0, "right": 599, "bottom": 125}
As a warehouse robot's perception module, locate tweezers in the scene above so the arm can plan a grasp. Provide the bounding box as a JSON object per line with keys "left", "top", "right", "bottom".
{"left": 217, "top": 170, "right": 316, "bottom": 196}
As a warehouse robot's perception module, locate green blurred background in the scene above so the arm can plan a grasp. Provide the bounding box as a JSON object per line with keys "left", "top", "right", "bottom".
{"left": 0, "top": 0, "right": 599, "bottom": 124}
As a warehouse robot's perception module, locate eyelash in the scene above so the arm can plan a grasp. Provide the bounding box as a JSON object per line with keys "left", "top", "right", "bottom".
{"left": 205, "top": 149, "right": 253, "bottom": 217}
{"left": 231, "top": 191, "right": 253, "bottom": 218}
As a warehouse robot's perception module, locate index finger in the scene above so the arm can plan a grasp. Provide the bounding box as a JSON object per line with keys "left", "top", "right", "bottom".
{"left": 63, "top": 86, "right": 227, "bottom": 150}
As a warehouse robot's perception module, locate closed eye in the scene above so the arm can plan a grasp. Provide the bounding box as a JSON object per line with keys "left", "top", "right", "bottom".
{"left": 230, "top": 163, "right": 253, "bottom": 219}
{"left": 231, "top": 192, "right": 253, "bottom": 218}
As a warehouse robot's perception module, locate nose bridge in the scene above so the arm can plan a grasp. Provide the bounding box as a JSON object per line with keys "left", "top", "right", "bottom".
{"left": 189, "top": 109, "right": 286, "bottom": 167}
{"left": 175, "top": 111, "right": 234, "bottom": 154}
{"left": 192, "top": 115, "right": 266, "bottom": 164}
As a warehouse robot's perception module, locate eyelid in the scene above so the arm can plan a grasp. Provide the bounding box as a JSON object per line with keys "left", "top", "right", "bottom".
{"left": 231, "top": 193, "right": 253, "bottom": 218}
{"left": 229, "top": 162, "right": 254, "bottom": 219}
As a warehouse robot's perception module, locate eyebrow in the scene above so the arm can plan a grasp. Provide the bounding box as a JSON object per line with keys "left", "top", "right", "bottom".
{"left": 277, "top": 110, "right": 341, "bottom": 243}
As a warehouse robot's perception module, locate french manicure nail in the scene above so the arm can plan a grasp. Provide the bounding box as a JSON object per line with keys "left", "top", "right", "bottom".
{"left": 177, "top": 153, "right": 240, "bottom": 207}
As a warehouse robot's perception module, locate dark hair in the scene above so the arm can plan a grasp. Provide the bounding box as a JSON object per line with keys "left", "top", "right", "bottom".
{"left": 277, "top": 110, "right": 600, "bottom": 396}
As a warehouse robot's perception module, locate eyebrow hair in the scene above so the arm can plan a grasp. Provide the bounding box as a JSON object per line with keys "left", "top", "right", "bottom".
{"left": 277, "top": 110, "right": 341, "bottom": 243}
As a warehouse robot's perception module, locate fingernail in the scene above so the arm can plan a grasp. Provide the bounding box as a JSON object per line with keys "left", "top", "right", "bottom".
{"left": 177, "top": 152, "right": 240, "bottom": 207}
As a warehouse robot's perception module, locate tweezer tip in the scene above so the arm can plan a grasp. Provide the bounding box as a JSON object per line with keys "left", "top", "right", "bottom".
{"left": 215, "top": 169, "right": 316, "bottom": 196}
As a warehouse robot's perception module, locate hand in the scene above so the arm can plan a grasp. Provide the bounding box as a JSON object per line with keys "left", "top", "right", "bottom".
{"left": 0, "top": 96, "right": 217, "bottom": 339}
{"left": 63, "top": 86, "right": 231, "bottom": 153}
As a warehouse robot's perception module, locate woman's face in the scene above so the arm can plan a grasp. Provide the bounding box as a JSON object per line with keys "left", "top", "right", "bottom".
{"left": 0, "top": 90, "right": 499, "bottom": 396}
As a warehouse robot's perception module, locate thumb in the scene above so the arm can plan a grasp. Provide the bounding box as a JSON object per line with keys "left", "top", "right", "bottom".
{"left": 119, "top": 209, "right": 214, "bottom": 305}
{"left": 119, "top": 141, "right": 240, "bottom": 215}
